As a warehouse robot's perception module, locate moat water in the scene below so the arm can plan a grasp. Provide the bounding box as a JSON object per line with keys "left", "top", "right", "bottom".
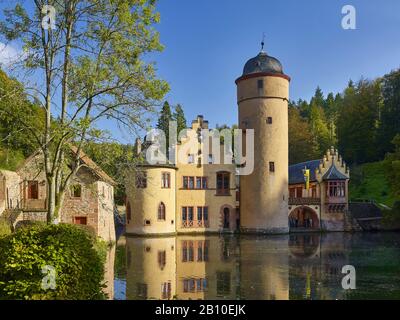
{"left": 110, "top": 232, "right": 400, "bottom": 300}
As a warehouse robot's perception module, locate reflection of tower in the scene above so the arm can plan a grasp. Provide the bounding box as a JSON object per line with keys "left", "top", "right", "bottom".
{"left": 126, "top": 237, "right": 176, "bottom": 300}
{"left": 288, "top": 233, "right": 350, "bottom": 300}
{"left": 236, "top": 44, "right": 290, "bottom": 233}
{"left": 239, "top": 236, "right": 289, "bottom": 300}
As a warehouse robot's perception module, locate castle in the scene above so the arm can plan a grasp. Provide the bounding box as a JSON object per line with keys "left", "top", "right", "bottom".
{"left": 126, "top": 47, "right": 351, "bottom": 236}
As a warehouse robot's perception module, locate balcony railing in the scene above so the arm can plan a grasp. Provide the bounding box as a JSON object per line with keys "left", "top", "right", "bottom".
{"left": 182, "top": 220, "right": 209, "bottom": 228}
{"left": 289, "top": 197, "right": 321, "bottom": 206}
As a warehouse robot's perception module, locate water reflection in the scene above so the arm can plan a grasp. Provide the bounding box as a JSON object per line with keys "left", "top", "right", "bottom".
{"left": 115, "top": 233, "right": 400, "bottom": 300}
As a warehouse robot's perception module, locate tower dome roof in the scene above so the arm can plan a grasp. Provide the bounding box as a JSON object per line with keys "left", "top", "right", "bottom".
{"left": 242, "top": 51, "right": 283, "bottom": 76}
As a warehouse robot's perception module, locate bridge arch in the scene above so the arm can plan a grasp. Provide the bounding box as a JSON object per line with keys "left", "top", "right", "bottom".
{"left": 288, "top": 206, "right": 320, "bottom": 230}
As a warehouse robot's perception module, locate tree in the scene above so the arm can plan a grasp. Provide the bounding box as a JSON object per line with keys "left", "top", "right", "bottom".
{"left": 337, "top": 79, "right": 382, "bottom": 164}
{"left": 384, "top": 134, "right": 400, "bottom": 197}
{"left": 378, "top": 69, "right": 400, "bottom": 158}
{"left": 0, "top": 69, "right": 44, "bottom": 169}
{"left": 156, "top": 101, "right": 173, "bottom": 151}
{"left": 288, "top": 106, "right": 319, "bottom": 164}
{"left": 0, "top": 0, "right": 169, "bottom": 223}
{"left": 173, "top": 103, "right": 187, "bottom": 134}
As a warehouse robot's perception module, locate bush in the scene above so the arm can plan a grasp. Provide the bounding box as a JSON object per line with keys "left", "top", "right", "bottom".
{"left": 0, "top": 218, "right": 11, "bottom": 237}
{"left": 0, "top": 223, "right": 107, "bottom": 300}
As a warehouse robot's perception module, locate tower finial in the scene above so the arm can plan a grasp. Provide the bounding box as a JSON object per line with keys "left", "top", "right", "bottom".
{"left": 261, "top": 32, "right": 266, "bottom": 52}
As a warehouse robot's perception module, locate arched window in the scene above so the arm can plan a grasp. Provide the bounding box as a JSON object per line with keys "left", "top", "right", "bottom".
{"left": 158, "top": 202, "right": 166, "bottom": 220}
{"left": 126, "top": 201, "right": 132, "bottom": 223}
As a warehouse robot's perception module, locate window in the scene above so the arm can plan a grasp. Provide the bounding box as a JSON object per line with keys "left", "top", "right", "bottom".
{"left": 70, "top": 184, "right": 82, "bottom": 198}
{"left": 257, "top": 79, "right": 264, "bottom": 89}
{"left": 197, "top": 207, "right": 209, "bottom": 223}
{"left": 312, "top": 186, "right": 317, "bottom": 198}
{"left": 74, "top": 216, "right": 87, "bottom": 225}
{"left": 158, "top": 251, "right": 166, "bottom": 270}
{"left": 267, "top": 117, "right": 273, "bottom": 124}
{"left": 197, "top": 240, "right": 209, "bottom": 262}
{"left": 328, "top": 181, "right": 346, "bottom": 197}
{"left": 216, "top": 172, "right": 230, "bottom": 195}
{"left": 183, "top": 278, "right": 207, "bottom": 293}
{"left": 196, "top": 177, "right": 202, "bottom": 189}
{"left": 161, "top": 172, "right": 171, "bottom": 188}
{"left": 296, "top": 187, "right": 303, "bottom": 198}
{"left": 197, "top": 207, "right": 203, "bottom": 222}
{"left": 188, "top": 177, "right": 194, "bottom": 189}
{"left": 182, "top": 207, "right": 187, "bottom": 222}
{"left": 188, "top": 207, "right": 194, "bottom": 221}
{"left": 27, "top": 181, "right": 39, "bottom": 199}
{"left": 144, "top": 219, "right": 151, "bottom": 226}
{"left": 216, "top": 272, "right": 231, "bottom": 296}
{"left": 158, "top": 202, "right": 166, "bottom": 220}
{"left": 269, "top": 162, "right": 275, "bottom": 172}
{"left": 183, "top": 176, "right": 206, "bottom": 189}
{"left": 161, "top": 282, "right": 171, "bottom": 300}
{"left": 126, "top": 201, "right": 132, "bottom": 222}
{"left": 136, "top": 171, "right": 147, "bottom": 188}
{"left": 181, "top": 240, "right": 194, "bottom": 262}
{"left": 188, "top": 154, "right": 194, "bottom": 164}
{"left": 208, "top": 154, "right": 213, "bottom": 164}
{"left": 137, "top": 283, "right": 148, "bottom": 299}
{"left": 289, "top": 187, "right": 296, "bottom": 198}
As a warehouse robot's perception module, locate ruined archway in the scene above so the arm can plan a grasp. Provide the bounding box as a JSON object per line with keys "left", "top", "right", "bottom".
{"left": 288, "top": 206, "right": 320, "bottom": 231}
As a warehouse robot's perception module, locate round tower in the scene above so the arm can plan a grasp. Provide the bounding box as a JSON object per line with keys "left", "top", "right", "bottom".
{"left": 236, "top": 46, "right": 290, "bottom": 234}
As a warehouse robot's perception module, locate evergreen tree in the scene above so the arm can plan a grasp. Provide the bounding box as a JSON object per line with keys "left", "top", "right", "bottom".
{"left": 173, "top": 104, "right": 187, "bottom": 134}
{"left": 156, "top": 101, "right": 173, "bottom": 151}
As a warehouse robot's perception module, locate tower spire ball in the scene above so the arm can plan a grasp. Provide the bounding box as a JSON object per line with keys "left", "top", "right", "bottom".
{"left": 261, "top": 32, "right": 266, "bottom": 52}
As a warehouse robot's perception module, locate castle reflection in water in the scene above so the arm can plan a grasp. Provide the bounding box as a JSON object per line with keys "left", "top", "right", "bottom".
{"left": 114, "top": 233, "right": 355, "bottom": 300}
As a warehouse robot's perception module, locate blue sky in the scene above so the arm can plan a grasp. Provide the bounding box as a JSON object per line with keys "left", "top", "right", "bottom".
{"left": 1, "top": 0, "right": 400, "bottom": 143}
{"left": 150, "top": 0, "right": 400, "bottom": 130}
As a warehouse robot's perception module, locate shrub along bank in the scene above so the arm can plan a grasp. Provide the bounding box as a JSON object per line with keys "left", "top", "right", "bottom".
{"left": 0, "top": 223, "right": 108, "bottom": 300}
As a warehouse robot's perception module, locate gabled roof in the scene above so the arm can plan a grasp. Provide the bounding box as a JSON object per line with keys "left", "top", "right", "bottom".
{"left": 322, "top": 164, "right": 348, "bottom": 181}
{"left": 289, "top": 159, "right": 322, "bottom": 185}
{"left": 69, "top": 146, "right": 117, "bottom": 186}
{"left": 16, "top": 146, "right": 116, "bottom": 186}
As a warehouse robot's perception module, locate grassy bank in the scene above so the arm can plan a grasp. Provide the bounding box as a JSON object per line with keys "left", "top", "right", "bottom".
{"left": 349, "top": 161, "right": 399, "bottom": 207}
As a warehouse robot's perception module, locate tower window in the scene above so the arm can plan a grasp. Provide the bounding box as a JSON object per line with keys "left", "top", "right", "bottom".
{"left": 267, "top": 117, "right": 272, "bottom": 124}
{"left": 269, "top": 162, "right": 275, "bottom": 172}
{"left": 257, "top": 79, "right": 264, "bottom": 89}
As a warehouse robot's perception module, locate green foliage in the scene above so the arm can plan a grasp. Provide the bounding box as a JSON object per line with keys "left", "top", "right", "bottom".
{"left": 384, "top": 134, "right": 400, "bottom": 197}
{"left": 288, "top": 106, "right": 319, "bottom": 164}
{"left": 157, "top": 101, "right": 173, "bottom": 145}
{"left": 349, "top": 161, "right": 399, "bottom": 207}
{"left": 382, "top": 201, "right": 400, "bottom": 230}
{"left": 83, "top": 141, "right": 136, "bottom": 205}
{"left": 0, "top": 68, "right": 43, "bottom": 167}
{"left": 173, "top": 104, "right": 187, "bottom": 135}
{"left": 378, "top": 70, "right": 400, "bottom": 157}
{"left": 337, "top": 79, "right": 382, "bottom": 164}
{"left": 0, "top": 218, "right": 11, "bottom": 237}
{"left": 0, "top": 223, "right": 107, "bottom": 300}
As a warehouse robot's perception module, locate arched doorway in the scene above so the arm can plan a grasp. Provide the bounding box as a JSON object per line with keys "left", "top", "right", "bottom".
{"left": 223, "top": 207, "right": 230, "bottom": 229}
{"left": 289, "top": 206, "right": 319, "bottom": 231}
